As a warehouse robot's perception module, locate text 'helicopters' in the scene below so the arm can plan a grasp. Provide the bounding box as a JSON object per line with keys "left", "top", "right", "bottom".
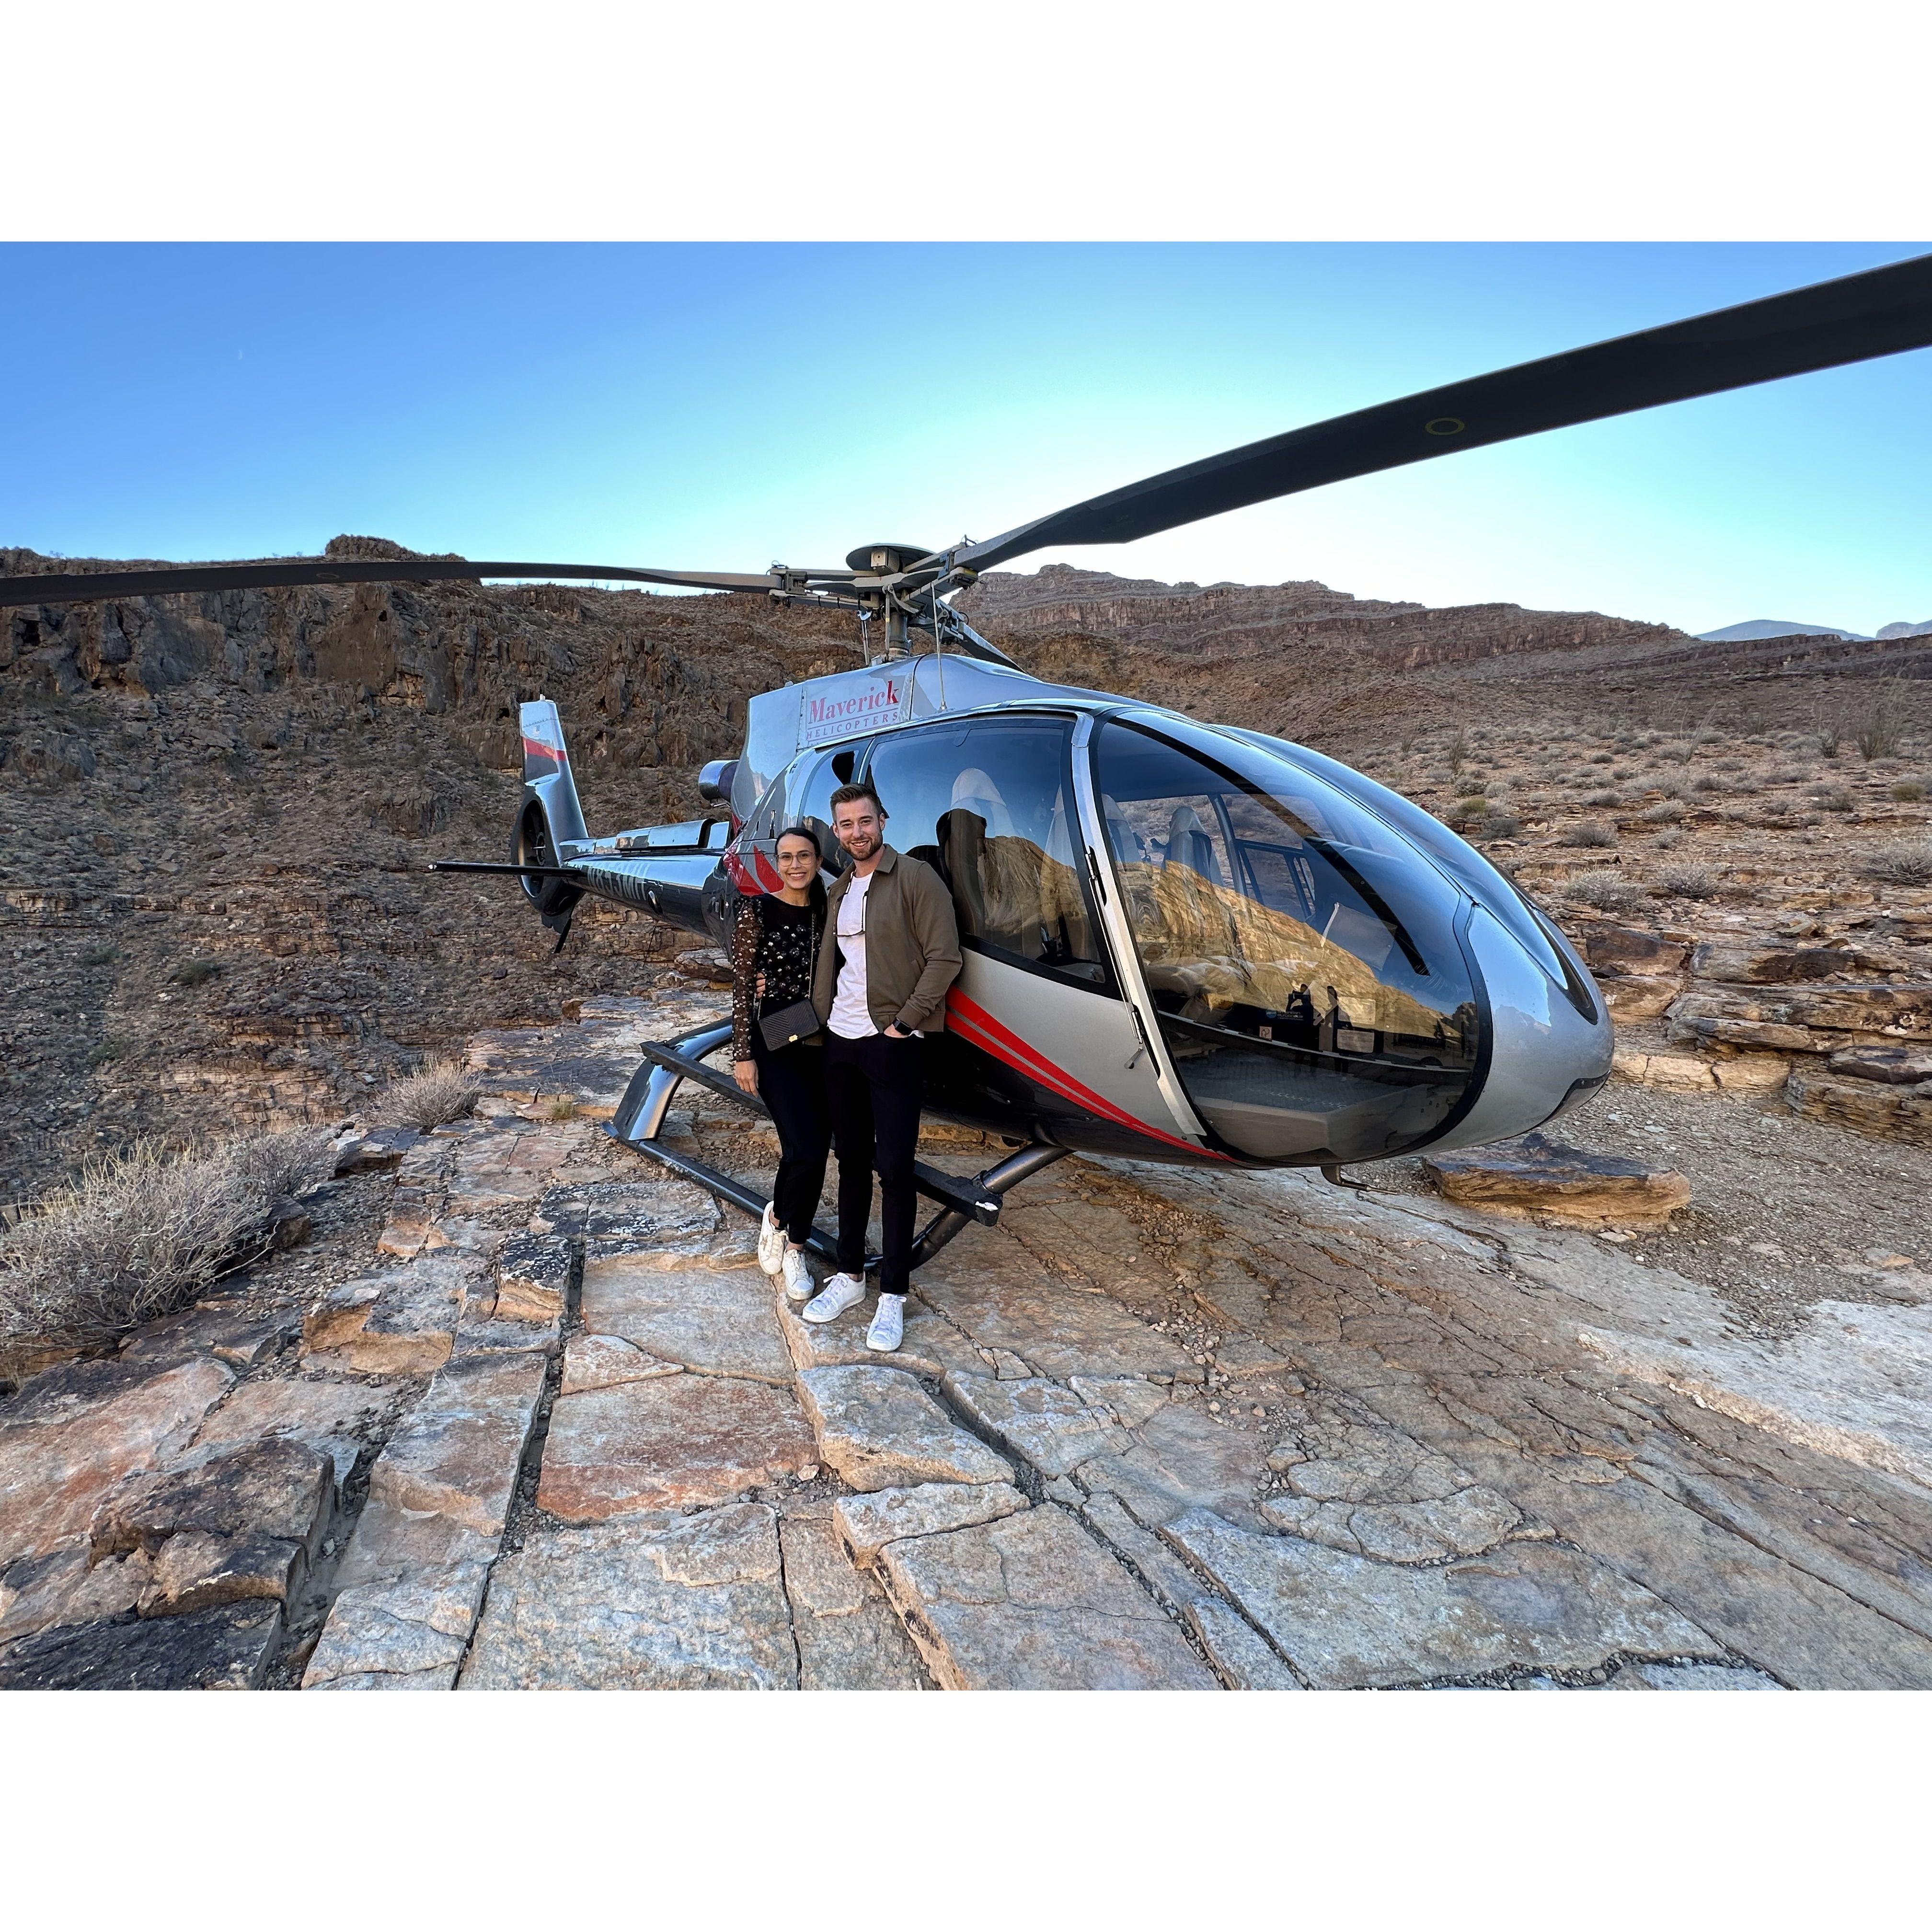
{"left": 11, "top": 256, "right": 1931, "bottom": 1257}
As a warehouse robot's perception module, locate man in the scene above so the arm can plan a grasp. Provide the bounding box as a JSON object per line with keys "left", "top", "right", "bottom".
{"left": 799, "top": 780, "right": 961, "bottom": 1352}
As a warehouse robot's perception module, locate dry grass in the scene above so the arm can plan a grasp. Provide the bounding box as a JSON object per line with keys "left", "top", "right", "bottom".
{"left": 1567, "top": 870, "right": 1640, "bottom": 911}
{"left": 381, "top": 1059, "right": 483, "bottom": 1128}
{"left": 1656, "top": 864, "right": 1723, "bottom": 900}
{"left": 543, "top": 1097, "right": 579, "bottom": 1122}
{"left": 1560, "top": 820, "right": 1617, "bottom": 849}
{"left": 0, "top": 1129, "right": 334, "bottom": 1377}
{"left": 1864, "top": 841, "right": 1932, "bottom": 887}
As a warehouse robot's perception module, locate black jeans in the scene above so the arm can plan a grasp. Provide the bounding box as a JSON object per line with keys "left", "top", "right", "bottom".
{"left": 823, "top": 1031, "right": 923, "bottom": 1297}
{"left": 750, "top": 1034, "right": 830, "bottom": 1246}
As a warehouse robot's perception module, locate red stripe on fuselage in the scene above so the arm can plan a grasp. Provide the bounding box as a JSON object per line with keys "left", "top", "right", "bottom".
{"left": 944, "top": 987, "right": 1228, "bottom": 1161}
{"left": 521, "top": 736, "right": 566, "bottom": 767}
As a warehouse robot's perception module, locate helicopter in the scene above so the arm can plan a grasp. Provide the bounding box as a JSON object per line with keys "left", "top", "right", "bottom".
{"left": 8, "top": 254, "right": 1931, "bottom": 1267}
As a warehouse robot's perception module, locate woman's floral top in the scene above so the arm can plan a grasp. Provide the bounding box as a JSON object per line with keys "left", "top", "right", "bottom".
{"left": 731, "top": 893, "right": 821, "bottom": 1059}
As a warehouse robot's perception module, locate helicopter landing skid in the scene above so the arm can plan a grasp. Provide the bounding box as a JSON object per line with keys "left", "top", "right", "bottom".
{"left": 602, "top": 1020, "right": 1067, "bottom": 1271}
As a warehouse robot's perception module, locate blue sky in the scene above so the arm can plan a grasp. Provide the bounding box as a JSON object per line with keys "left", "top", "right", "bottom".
{"left": 2, "top": 243, "right": 1926, "bottom": 635}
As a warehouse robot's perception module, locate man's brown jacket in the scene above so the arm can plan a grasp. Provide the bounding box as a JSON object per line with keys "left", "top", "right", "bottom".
{"left": 811, "top": 844, "right": 962, "bottom": 1035}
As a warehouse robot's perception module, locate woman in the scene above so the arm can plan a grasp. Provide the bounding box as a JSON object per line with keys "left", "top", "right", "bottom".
{"left": 732, "top": 824, "right": 831, "bottom": 1302}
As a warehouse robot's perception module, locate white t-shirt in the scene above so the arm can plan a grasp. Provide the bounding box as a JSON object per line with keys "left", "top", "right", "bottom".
{"left": 829, "top": 871, "right": 876, "bottom": 1039}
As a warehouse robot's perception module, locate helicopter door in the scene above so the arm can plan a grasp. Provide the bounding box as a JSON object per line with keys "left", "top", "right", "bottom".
{"left": 861, "top": 716, "right": 1204, "bottom": 1155}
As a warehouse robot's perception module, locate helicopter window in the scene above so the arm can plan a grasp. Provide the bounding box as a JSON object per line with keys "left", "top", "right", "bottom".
{"left": 786, "top": 747, "right": 858, "bottom": 876}
{"left": 1092, "top": 719, "right": 1480, "bottom": 1163}
{"left": 862, "top": 718, "right": 1115, "bottom": 994}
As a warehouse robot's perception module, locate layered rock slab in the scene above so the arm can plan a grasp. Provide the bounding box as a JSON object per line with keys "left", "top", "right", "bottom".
{"left": 461, "top": 1505, "right": 797, "bottom": 1689}
{"left": 876, "top": 1503, "right": 1218, "bottom": 1690}
{"left": 1421, "top": 1134, "right": 1691, "bottom": 1230}
{"left": 1165, "top": 1509, "right": 1719, "bottom": 1689}
{"left": 833, "top": 1481, "right": 1029, "bottom": 1568}
{"left": 0, "top": 1600, "right": 282, "bottom": 1690}
{"left": 304, "top": 1562, "right": 491, "bottom": 1690}
{"left": 796, "top": 1366, "right": 1013, "bottom": 1493}
{"left": 580, "top": 1256, "right": 793, "bottom": 1384}
{"left": 537, "top": 1374, "right": 816, "bottom": 1519}
{"left": 780, "top": 1515, "right": 925, "bottom": 1690}
{"left": 0, "top": 1357, "right": 234, "bottom": 1568}
{"left": 301, "top": 1254, "right": 479, "bottom": 1374}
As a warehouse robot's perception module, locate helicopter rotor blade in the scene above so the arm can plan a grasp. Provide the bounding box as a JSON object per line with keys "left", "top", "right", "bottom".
{"left": 0, "top": 557, "right": 789, "bottom": 610}
{"left": 946, "top": 253, "right": 1932, "bottom": 575}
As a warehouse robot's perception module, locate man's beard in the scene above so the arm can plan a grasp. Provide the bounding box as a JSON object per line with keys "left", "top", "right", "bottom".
{"left": 841, "top": 830, "right": 879, "bottom": 859}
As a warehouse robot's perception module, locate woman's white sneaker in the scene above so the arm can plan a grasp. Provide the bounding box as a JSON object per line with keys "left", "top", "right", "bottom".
{"left": 866, "top": 1294, "right": 905, "bottom": 1353}
{"left": 757, "top": 1203, "right": 785, "bottom": 1276}
{"left": 780, "top": 1246, "right": 815, "bottom": 1303}
{"left": 802, "top": 1273, "right": 867, "bottom": 1324}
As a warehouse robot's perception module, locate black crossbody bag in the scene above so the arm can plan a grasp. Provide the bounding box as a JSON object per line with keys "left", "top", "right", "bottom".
{"left": 757, "top": 906, "right": 823, "bottom": 1051}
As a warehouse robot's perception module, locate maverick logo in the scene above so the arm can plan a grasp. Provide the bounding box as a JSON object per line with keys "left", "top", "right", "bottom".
{"left": 797, "top": 672, "right": 914, "bottom": 747}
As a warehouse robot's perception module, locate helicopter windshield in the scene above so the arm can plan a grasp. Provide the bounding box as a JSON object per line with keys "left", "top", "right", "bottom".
{"left": 1092, "top": 718, "right": 1480, "bottom": 1163}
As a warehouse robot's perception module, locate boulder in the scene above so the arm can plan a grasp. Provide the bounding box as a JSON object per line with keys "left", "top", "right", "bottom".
{"left": 1421, "top": 1133, "right": 1691, "bottom": 1230}
{"left": 1601, "top": 975, "right": 1682, "bottom": 1022}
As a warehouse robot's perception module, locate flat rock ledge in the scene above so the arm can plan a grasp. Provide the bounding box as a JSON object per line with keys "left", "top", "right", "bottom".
{"left": 1422, "top": 1133, "right": 1692, "bottom": 1230}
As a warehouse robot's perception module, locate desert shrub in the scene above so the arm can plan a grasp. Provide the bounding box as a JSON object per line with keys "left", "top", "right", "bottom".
{"left": 1817, "top": 723, "right": 1842, "bottom": 758}
{"left": 1642, "top": 801, "right": 1685, "bottom": 824}
{"left": 1656, "top": 864, "right": 1722, "bottom": 899}
{"left": 1856, "top": 697, "right": 1902, "bottom": 761}
{"left": 86, "top": 1040, "right": 122, "bottom": 1068}
{"left": 1864, "top": 842, "right": 1932, "bottom": 886}
{"left": 1447, "top": 728, "right": 1469, "bottom": 777}
{"left": 1586, "top": 790, "right": 1619, "bottom": 807}
{"left": 1477, "top": 815, "right": 1522, "bottom": 839}
{"left": 1560, "top": 820, "right": 1617, "bottom": 848}
{"left": 1691, "top": 775, "right": 1723, "bottom": 793}
{"left": 1567, "top": 870, "right": 1638, "bottom": 910}
{"left": 1588, "top": 751, "right": 1614, "bottom": 765}
{"left": 172, "top": 959, "right": 221, "bottom": 987}
{"left": 81, "top": 943, "right": 119, "bottom": 966}
{"left": 1652, "top": 828, "right": 1685, "bottom": 851}
{"left": 544, "top": 1097, "right": 579, "bottom": 1122}
{"left": 1810, "top": 786, "right": 1854, "bottom": 813}
{"left": 381, "top": 1058, "right": 483, "bottom": 1128}
{"left": 1694, "top": 727, "right": 1724, "bottom": 745}
{"left": 1892, "top": 780, "right": 1927, "bottom": 802}
{"left": 0, "top": 1129, "right": 334, "bottom": 1375}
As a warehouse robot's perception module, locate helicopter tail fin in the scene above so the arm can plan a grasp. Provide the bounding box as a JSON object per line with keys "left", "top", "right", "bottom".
{"left": 513, "top": 700, "right": 589, "bottom": 938}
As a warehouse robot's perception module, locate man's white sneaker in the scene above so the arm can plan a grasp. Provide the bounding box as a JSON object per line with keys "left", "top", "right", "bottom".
{"left": 802, "top": 1272, "right": 866, "bottom": 1324}
{"left": 866, "top": 1294, "right": 905, "bottom": 1353}
{"left": 757, "top": 1203, "right": 785, "bottom": 1276}
{"left": 780, "top": 1246, "right": 815, "bottom": 1303}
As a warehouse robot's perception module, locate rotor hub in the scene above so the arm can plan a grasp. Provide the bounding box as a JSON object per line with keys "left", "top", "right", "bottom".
{"left": 845, "top": 543, "right": 936, "bottom": 575}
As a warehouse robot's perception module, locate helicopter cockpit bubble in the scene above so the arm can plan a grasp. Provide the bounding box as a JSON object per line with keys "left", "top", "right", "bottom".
{"left": 1091, "top": 717, "right": 1485, "bottom": 1164}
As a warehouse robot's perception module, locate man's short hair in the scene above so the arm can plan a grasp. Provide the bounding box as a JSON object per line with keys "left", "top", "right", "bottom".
{"left": 828, "top": 781, "right": 886, "bottom": 818}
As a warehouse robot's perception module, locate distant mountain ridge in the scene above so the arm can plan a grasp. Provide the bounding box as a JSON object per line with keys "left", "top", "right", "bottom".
{"left": 1696, "top": 619, "right": 1874, "bottom": 644}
